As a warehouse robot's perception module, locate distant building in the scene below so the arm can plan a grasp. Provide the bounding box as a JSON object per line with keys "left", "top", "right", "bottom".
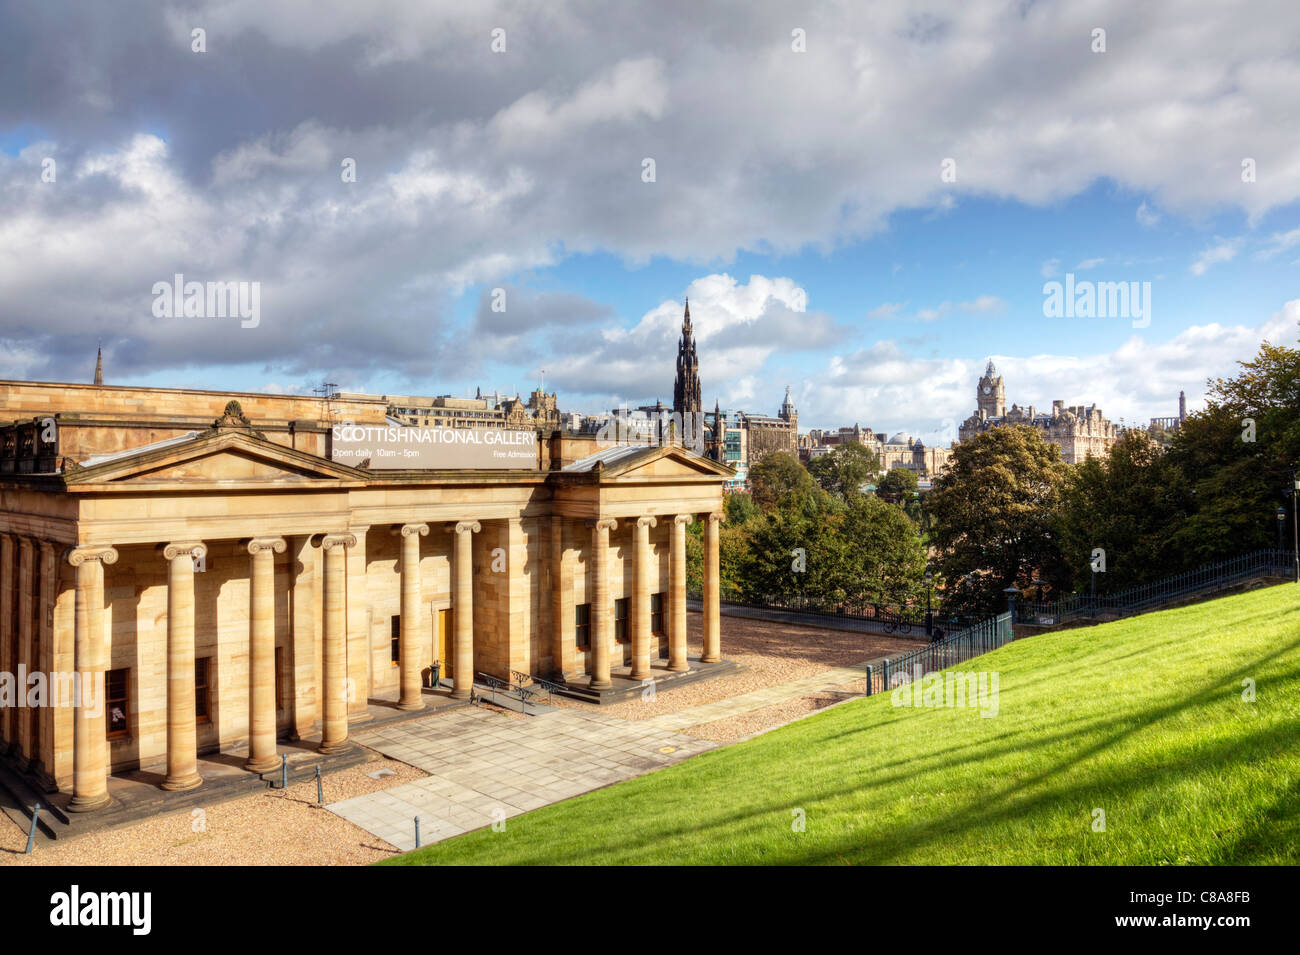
{"left": 957, "top": 360, "right": 1120, "bottom": 464}
{"left": 369, "top": 387, "right": 560, "bottom": 431}
{"left": 1149, "top": 391, "right": 1188, "bottom": 432}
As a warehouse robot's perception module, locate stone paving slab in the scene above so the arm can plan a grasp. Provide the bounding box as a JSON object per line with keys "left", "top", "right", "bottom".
{"left": 328, "top": 707, "right": 715, "bottom": 851}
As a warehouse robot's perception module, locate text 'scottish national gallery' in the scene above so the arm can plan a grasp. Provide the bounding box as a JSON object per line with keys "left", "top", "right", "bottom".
{"left": 0, "top": 376, "right": 731, "bottom": 811}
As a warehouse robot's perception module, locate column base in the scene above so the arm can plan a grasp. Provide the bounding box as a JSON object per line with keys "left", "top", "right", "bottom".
{"left": 319, "top": 739, "right": 353, "bottom": 756}
{"left": 667, "top": 661, "right": 689, "bottom": 673}
{"left": 244, "top": 754, "right": 281, "bottom": 774}
{"left": 161, "top": 771, "right": 203, "bottom": 792}
{"left": 589, "top": 677, "right": 612, "bottom": 690}
{"left": 450, "top": 688, "right": 470, "bottom": 700}
{"left": 700, "top": 655, "right": 720, "bottom": 664}
{"left": 629, "top": 668, "right": 652, "bottom": 681}
{"left": 396, "top": 699, "right": 426, "bottom": 712}
{"left": 67, "top": 791, "right": 112, "bottom": 813}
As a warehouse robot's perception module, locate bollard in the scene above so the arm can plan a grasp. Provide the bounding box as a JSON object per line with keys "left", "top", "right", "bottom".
{"left": 25, "top": 803, "right": 40, "bottom": 855}
{"left": 865, "top": 664, "right": 873, "bottom": 697}
{"left": 882, "top": 658, "right": 891, "bottom": 691}
{"left": 280, "top": 753, "right": 288, "bottom": 790}
{"left": 414, "top": 816, "right": 421, "bottom": 849}
{"left": 316, "top": 765, "right": 323, "bottom": 804}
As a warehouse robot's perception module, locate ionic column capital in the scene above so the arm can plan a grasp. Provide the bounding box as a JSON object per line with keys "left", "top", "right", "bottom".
{"left": 245, "top": 537, "right": 287, "bottom": 556}
{"left": 447, "top": 520, "right": 482, "bottom": 535}
{"left": 160, "top": 541, "right": 207, "bottom": 561}
{"left": 635, "top": 516, "right": 658, "bottom": 529}
{"left": 320, "top": 533, "right": 357, "bottom": 552}
{"left": 399, "top": 522, "right": 430, "bottom": 538}
{"left": 67, "top": 545, "right": 118, "bottom": 567}
{"left": 705, "top": 512, "right": 724, "bottom": 525}
{"left": 672, "top": 514, "right": 693, "bottom": 526}
{"left": 586, "top": 518, "right": 618, "bottom": 532}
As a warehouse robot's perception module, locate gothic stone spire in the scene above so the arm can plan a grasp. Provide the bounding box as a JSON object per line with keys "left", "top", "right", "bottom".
{"left": 673, "top": 298, "right": 702, "bottom": 414}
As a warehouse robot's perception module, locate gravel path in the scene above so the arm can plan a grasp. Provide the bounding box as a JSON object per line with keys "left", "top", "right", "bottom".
{"left": 0, "top": 754, "right": 425, "bottom": 866}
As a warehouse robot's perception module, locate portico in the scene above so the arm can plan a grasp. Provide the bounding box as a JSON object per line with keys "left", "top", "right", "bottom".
{"left": 0, "top": 384, "right": 732, "bottom": 809}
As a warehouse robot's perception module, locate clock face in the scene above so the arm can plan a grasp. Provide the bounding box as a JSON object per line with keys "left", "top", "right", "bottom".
{"left": 982, "top": 385, "right": 992, "bottom": 395}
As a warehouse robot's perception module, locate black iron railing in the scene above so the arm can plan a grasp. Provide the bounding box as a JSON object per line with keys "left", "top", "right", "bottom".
{"left": 1016, "top": 549, "right": 1297, "bottom": 625}
{"left": 866, "top": 612, "right": 1013, "bottom": 696}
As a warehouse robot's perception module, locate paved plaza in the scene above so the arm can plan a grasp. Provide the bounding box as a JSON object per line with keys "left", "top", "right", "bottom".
{"left": 328, "top": 707, "right": 716, "bottom": 850}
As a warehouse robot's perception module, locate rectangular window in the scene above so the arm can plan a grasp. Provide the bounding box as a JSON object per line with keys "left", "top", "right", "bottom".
{"left": 651, "top": 592, "right": 666, "bottom": 636}
{"left": 614, "top": 597, "right": 629, "bottom": 642}
{"left": 575, "top": 603, "right": 591, "bottom": 649}
{"left": 106, "top": 668, "right": 130, "bottom": 739}
{"left": 390, "top": 614, "right": 400, "bottom": 666}
{"left": 275, "top": 646, "right": 284, "bottom": 712}
{"left": 195, "top": 657, "right": 211, "bottom": 724}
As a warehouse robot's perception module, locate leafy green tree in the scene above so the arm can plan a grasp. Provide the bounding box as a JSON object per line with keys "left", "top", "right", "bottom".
{"left": 1165, "top": 340, "right": 1300, "bottom": 564}
{"left": 806, "top": 442, "right": 880, "bottom": 500}
{"left": 724, "top": 491, "right": 760, "bottom": 526}
{"left": 926, "top": 424, "right": 1071, "bottom": 615}
{"left": 1057, "top": 430, "right": 1193, "bottom": 593}
{"left": 748, "top": 451, "right": 816, "bottom": 511}
{"left": 837, "top": 494, "right": 927, "bottom": 609}
{"left": 735, "top": 492, "right": 848, "bottom": 605}
{"left": 876, "top": 467, "right": 919, "bottom": 503}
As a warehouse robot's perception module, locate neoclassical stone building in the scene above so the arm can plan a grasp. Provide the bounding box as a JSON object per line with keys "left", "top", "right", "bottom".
{"left": 957, "top": 361, "right": 1120, "bottom": 464}
{"left": 0, "top": 378, "right": 730, "bottom": 810}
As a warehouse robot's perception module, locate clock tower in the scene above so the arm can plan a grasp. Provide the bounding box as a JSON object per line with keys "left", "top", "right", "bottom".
{"left": 977, "top": 359, "right": 1005, "bottom": 417}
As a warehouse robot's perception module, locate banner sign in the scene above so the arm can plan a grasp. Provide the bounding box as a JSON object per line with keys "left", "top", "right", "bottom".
{"left": 331, "top": 425, "right": 538, "bottom": 470}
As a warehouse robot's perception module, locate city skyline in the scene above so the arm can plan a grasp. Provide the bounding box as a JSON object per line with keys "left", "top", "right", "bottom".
{"left": 4, "top": 3, "right": 1300, "bottom": 435}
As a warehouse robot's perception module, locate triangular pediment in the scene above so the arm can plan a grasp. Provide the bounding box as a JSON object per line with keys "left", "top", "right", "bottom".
{"left": 596, "top": 445, "right": 733, "bottom": 482}
{"left": 66, "top": 430, "right": 364, "bottom": 487}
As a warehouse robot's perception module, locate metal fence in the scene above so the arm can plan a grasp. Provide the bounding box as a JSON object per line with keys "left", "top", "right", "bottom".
{"left": 1015, "top": 549, "right": 1298, "bottom": 625}
{"left": 687, "top": 587, "right": 979, "bottom": 633}
{"left": 865, "top": 612, "right": 1013, "bottom": 696}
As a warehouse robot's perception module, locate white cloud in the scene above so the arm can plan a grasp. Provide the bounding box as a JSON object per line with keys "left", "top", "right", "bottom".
{"left": 1075, "top": 257, "right": 1106, "bottom": 270}
{"left": 802, "top": 300, "right": 1300, "bottom": 436}
{"left": 1190, "top": 238, "right": 1243, "bottom": 275}
{"left": 1041, "top": 258, "right": 1061, "bottom": 278}
{"left": 1136, "top": 201, "right": 1160, "bottom": 227}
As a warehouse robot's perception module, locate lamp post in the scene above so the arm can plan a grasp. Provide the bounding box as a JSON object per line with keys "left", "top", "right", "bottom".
{"left": 1278, "top": 505, "right": 1287, "bottom": 554}
{"left": 1293, "top": 473, "right": 1299, "bottom": 583}
{"left": 924, "top": 569, "right": 933, "bottom": 637}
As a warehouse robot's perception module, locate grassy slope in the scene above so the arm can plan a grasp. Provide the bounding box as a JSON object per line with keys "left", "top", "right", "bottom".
{"left": 384, "top": 586, "right": 1300, "bottom": 865}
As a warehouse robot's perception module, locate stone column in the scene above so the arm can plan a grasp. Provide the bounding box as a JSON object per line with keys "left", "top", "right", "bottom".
{"left": 550, "top": 515, "right": 566, "bottom": 675}
{"left": 703, "top": 512, "right": 723, "bottom": 663}
{"left": 631, "top": 517, "right": 656, "bottom": 680}
{"left": 668, "top": 515, "right": 691, "bottom": 672}
{"left": 245, "top": 537, "right": 286, "bottom": 772}
{"left": 15, "top": 537, "right": 33, "bottom": 768}
{"left": 67, "top": 545, "right": 117, "bottom": 812}
{"left": 0, "top": 533, "right": 13, "bottom": 749}
{"left": 398, "top": 523, "right": 429, "bottom": 710}
{"left": 448, "top": 521, "right": 480, "bottom": 699}
{"left": 34, "top": 540, "right": 56, "bottom": 787}
{"left": 319, "top": 533, "right": 355, "bottom": 755}
{"left": 162, "top": 542, "right": 206, "bottom": 791}
{"left": 588, "top": 518, "right": 617, "bottom": 689}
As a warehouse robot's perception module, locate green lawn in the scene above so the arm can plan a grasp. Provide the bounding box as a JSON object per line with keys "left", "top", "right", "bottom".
{"left": 384, "top": 585, "right": 1300, "bottom": 865}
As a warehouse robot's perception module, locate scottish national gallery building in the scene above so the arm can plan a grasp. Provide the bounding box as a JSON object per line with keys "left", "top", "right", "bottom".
{"left": 0, "top": 378, "right": 730, "bottom": 811}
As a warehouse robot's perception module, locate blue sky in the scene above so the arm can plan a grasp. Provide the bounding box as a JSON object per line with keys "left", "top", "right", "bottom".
{"left": 2, "top": 1, "right": 1298, "bottom": 437}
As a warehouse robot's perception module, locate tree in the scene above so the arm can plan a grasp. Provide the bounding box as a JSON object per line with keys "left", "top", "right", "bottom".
{"left": 876, "top": 467, "right": 919, "bottom": 503}
{"left": 925, "top": 425, "right": 1071, "bottom": 616}
{"left": 723, "top": 491, "right": 759, "bottom": 526}
{"left": 837, "top": 494, "right": 927, "bottom": 609}
{"left": 748, "top": 451, "right": 816, "bottom": 511}
{"left": 1057, "top": 430, "right": 1193, "bottom": 593}
{"left": 736, "top": 492, "right": 848, "bottom": 605}
{"left": 806, "top": 442, "right": 880, "bottom": 500}
{"left": 1164, "top": 340, "right": 1300, "bottom": 564}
